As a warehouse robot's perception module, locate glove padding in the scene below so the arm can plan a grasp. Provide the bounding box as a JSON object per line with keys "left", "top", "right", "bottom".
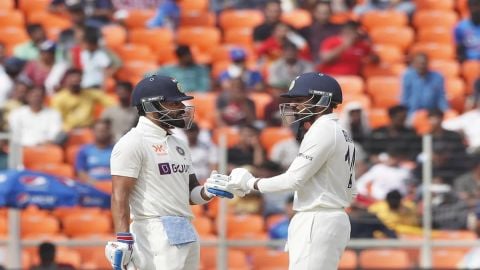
{"left": 105, "top": 233, "right": 135, "bottom": 270}
{"left": 226, "top": 168, "right": 256, "bottom": 197}
{"left": 205, "top": 171, "right": 246, "bottom": 198}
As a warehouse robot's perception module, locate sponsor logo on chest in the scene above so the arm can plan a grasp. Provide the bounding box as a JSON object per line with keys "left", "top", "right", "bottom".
{"left": 158, "top": 162, "right": 190, "bottom": 175}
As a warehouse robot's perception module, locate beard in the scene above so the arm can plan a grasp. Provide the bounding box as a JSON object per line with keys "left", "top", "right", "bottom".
{"left": 163, "top": 119, "right": 186, "bottom": 128}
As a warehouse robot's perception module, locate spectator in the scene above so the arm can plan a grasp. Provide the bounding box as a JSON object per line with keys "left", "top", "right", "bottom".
{"left": 8, "top": 87, "right": 62, "bottom": 147}
{"left": 443, "top": 89, "right": 480, "bottom": 154}
{"left": 147, "top": 0, "right": 180, "bottom": 29}
{"left": 257, "top": 161, "right": 293, "bottom": 215}
{"left": 22, "top": 41, "right": 69, "bottom": 94}
{"left": 353, "top": 0, "right": 416, "bottom": 17}
{"left": 13, "top": 24, "right": 47, "bottom": 61}
{"left": 263, "top": 86, "right": 286, "bottom": 127}
{"left": 269, "top": 137, "right": 300, "bottom": 171}
{"left": 339, "top": 101, "right": 371, "bottom": 145}
{"left": 51, "top": 68, "right": 115, "bottom": 131}
{"left": 319, "top": 21, "right": 376, "bottom": 75}
{"left": 257, "top": 22, "right": 311, "bottom": 62}
{"left": 269, "top": 195, "right": 294, "bottom": 240}
{"left": 0, "top": 54, "right": 24, "bottom": 107}
{"left": 30, "top": 242, "right": 74, "bottom": 270}
{"left": 428, "top": 109, "right": 466, "bottom": 157}
{"left": 100, "top": 81, "right": 138, "bottom": 141}
{"left": 218, "top": 48, "right": 263, "bottom": 91}
{"left": 458, "top": 226, "right": 480, "bottom": 268}
{"left": 368, "top": 190, "right": 421, "bottom": 235}
{"left": 253, "top": 0, "right": 283, "bottom": 44}
{"left": 216, "top": 77, "right": 256, "bottom": 127}
{"left": 365, "top": 105, "right": 421, "bottom": 160}
{"left": 155, "top": 45, "right": 210, "bottom": 92}
{"left": 50, "top": 0, "right": 114, "bottom": 27}
{"left": 454, "top": 156, "right": 480, "bottom": 205}
{"left": 467, "top": 76, "right": 480, "bottom": 110}
{"left": 227, "top": 125, "right": 265, "bottom": 170}
{"left": 401, "top": 53, "right": 449, "bottom": 116}
{"left": 75, "top": 119, "right": 114, "bottom": 184}
{"left": 455, "top": 0, "right": 480, "bottom": 61}
{"left": 80, "top": 29, "right": 113, "bottom": 88}
{"left": 2, "top": 80, "right": 30, "bottom": 128}
{"left": 184, "top": 122, "right": 218, "bottom": 183}
{"left": 300, "top": 1, "right": 342, "bottom": 63}
{"left": 111, "top": 0, "right": 163, "bottom": 10}
{"left": 349, "top": 202, "right": 397, "bottom": 238}
{"left": 356, "top": 147, "right": 413, "bottom": 201}
{"left": 431, "top": 183, "right": 469, "bottom": 230}
{"left": 267, "top": 40, "right": 314, "bottom": 89}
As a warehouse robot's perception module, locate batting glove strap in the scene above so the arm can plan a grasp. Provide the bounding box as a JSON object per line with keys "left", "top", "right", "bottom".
{"left": 116, "top": 232, "right": 134, "bottom": 245}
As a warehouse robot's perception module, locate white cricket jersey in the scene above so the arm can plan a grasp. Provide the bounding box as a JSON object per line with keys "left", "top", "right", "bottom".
{"left": 258, "top": 113, "right": 357, "bottom": 211}
{"left": 110, "top": 116, "right": 194, "bottom": 220}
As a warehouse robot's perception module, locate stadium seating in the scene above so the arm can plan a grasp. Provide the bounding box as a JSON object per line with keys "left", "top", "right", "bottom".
{"left": 415, "top": 0, "right": 455, "bottom": 11}
{"left": 201, "top": 249, "right": 249, "bottom": 270}
{"left": 212, "top": 126, "right": 241, "bottom": 148}
{"left": 101, "top": 24, "right": 127, "bottom": 49}
{"left": 193, "top": 216, "right": 214, "bottom": 236}
{"left": 335, "top": 75, "right": 365, "bottom": 95}
{"left": 251, "top": 249, "right": 289, "bottom": 270}
{"left": 249, "top": 92, "right": 273, "bottom": 119}
{"left": 219, "top": 10, "right": 264, "bottom": 30}
{"left": 417, "top": 27, "right": 454, "bottom": 44}
{"left": 361, "top": 10, "right": 408, "bottom": 31}
{"left": 23, "top": 145, "right": 64, "bottom": 168}
{"left": 0, "top": 0, "right": 14, "bottom": 11}
{"left": 432, "top": 249, "right": 465, "bottom": 269}
{"left": 259, "top": 127, "right": 294, "bottom": 155}
{"left": 62, "top": 212, "right": 112, "bottom": 237}
{"left": 413, "top": 10, "right": 458, "bottom": 29}
{"left": 366, "top": 76, "right": 401, "bottom": 109}
{"left": 370, "top": 26, "right": 415, "bottom": 51}
{"left": 30, "top": 163, "right": 75, "bottom": 178}
{"left": 178, "top": 0, "right": 209, "bottom": 12}
{"left": 429, "top": 59, "right": 460, "bottom": 78}
{"left": 339, "top": 249, "right": 358, "bottom": 270}
{"left": 226, "top": 214, "right": 265, "bottom": 237}
{"left": 180, "top": 10, "right": 216, "bottom": 27}
{"left": 124, "top": 9, "right": 155, "bottom": 29}
{"left": 21, "top": 213, "right": 60, "bottom": 237}
{"left": 281, "top": 9, "right": 312, "bottom": 29}
{"left": 359, "top": 249, "right": 412, "bottom": 269}
{"left": 0, "top": 10, "right": 25, "bottom": 28}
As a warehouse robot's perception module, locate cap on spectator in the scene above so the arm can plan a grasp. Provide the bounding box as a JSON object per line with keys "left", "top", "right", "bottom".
{"left": 230, "top": 48, "right": 246, "bottom": 61}
{"left": 39, "top": 41, "right": 56, "bottom": 53}
{"left": 4, "top": 57, "right": 26, "bottom": 74}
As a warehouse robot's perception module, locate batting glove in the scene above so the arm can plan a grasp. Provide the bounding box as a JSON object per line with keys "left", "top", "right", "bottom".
{"left": 105, "top": 232, "right": 135, "bottom": 270}
{"left": 226, "top": 168, "right": 257, "bottom": 196}
{"left": 204, "top": 171, "right": 236, "bottom": 199}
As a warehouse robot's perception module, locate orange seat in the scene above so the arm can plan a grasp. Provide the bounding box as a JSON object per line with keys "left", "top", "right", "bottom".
{"left": 193, "top": 216, "right": 213, "bottom": 236}
{"left": 116, "top": 43, "right": 153, "bottom": 62}
{"left": 0, "top": 10, "right": 24, "bottom": 28}
{"left": 224, "top": 28, "right": 254, "bottom": 48}
{"left": 0, "top": 0, "right": 14, "bottom": 10}
{"left": 178, "top": 0, "right": 208, "bottom": 12}
{"left": 51, "top": 206, "right": 102, "bottom": 220}
{"left": 432, "top": 249, "right": 465, "bottom": 269}
{"left": 229, "top": 232, "right": 269, "bottom": 256}
{"left": 362, "top": 63, "right": 406, "bottom": 78}
{"left": 201, "top": 249, "right": 249, "bottom": 269}
{"left": 19, "top": 0, "right": 49, "bottom": 16}
{"left": 154, "top": 43, "right": 178, "bottom": 65}
{"left": 249, "top": 92, "right": 273, "bottom": 119}
{"left": 180, "top": 10, "right": 215, "bottom": 27}
{"left": 265, "top": 214, "right": 286, "bottom": 229}
{"left": 81, "top": 247, "right": 111, "bottom": 269}
{"left": 259, "top": 127, "right": 295, "bottom": 155}
{"left": 177, "top": 27, "right": 221, "bottom": 59}
{"left": 412, "top": 109, "right": 459, "bottom": 134}
{"left": 462, "top": 60, "right": 480, "bottom": 94}
{"left": 116, "top": 60, "right": 157, "bottom": 82}
{"left": 370, "top": 26, "right": 414, "bottom": 51}
{"left": 62, "top": 212, "right": 112, "bottom": 237}
{"left": 359, "top": 249, "right": 411, "bottom": 269}
{"left": 457, "top": 0, "right": 469, "bottom": 18}
{"left": 0, "top": 27, "right": 29, "bottom": 47}
{"left": 129, "top": 28, "right": 174, "bottom": 52}
{"left": 430, "top": 59, "right": 460, "bottom": 78}
{"left": 434, "top": 230, "right": 477, "bottom": 252}
{"left": 373, "top": 44, "right": 404, "bottom": 64}
{"left": 212, "top": 127, "right": 240, "bottom": 148}
{"left": 339, "top": 93, "right": 372, "bottom": 111}
{"left": 227, "top": 214, "right": 264, "bottom": 237}
{"left": 413, "top": 10, "right": 458, "bottom": 29}
{"left": 219, "top": 9, "right": 264, "bottom": 30}
{"left": 281, "top": 9, "right": 312, "bottom": 29}
{"left": 334, "top": 75, "right": 365, "bottom": 95}
{"left": 28, "top": 11, "right": 71, "bottom": 30}
{"left": 410, "top": 42, "right": 455, "bottom": 60}
{"left": 21, "top": 214, "right": 60, "bottom": 237}
{"left": 368, "top": 108, "right": 390, "bottom": 129}
{"left": 30, "top": 163, "right": 75, "bottom": 178}
{"left": 101, "top": 24, "right": 127, "bottom": 50}
{"left": 211, "top": 45, "right": 254, "bottom": 64}
{"left": 65, "top": 145, "right": 81, "bottom": 166}
{"left": 339, "top": 249, "right": 358, "bottom": 269}
{"left": 0, "top": 215, "right": 6, "bottom": 236}
{"left": 361, "top": 10, "right": 407, "bottom": 31}
{"left": 415, "top": 0, "right": 455, "bottom": 10}
{"left": 66, "top": 128, "right": 94, "bottom": 147}
{"left": 252, "top": 249, "right": 289, "bottom": 269}
{"left": 124, "top": 9, "right": 155, "bottom": 29}
{"left": 190, "top": 92, "right": 218, "bottom": 129}
{"left": 445, "top": 78, "right": 466, "bottom": 112}
{"left": 366, "top": 76, "right": 401, "bottom": 109}
{"left": 23, "top": 145, "right": 64, "bottom": 168}
{"left": 417, "top": 27, "right": 453, "bottom": 44}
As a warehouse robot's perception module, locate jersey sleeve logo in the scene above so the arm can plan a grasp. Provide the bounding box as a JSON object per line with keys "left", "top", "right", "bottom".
{"left": 176, "top": 146, "right": 185, "bottom": 156}
{"left": 152, "top": 144, "right": 168, "bottom": 155}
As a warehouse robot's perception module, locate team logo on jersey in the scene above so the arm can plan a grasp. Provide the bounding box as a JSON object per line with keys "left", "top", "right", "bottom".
{"left": 158, "top": 162, "right": 190, "bottom": 175}
{"left": 176, "top": 146, "right": 185, "bottom": 156}
{"left": 152, "top": 144, "right": 167, "bottom": 155}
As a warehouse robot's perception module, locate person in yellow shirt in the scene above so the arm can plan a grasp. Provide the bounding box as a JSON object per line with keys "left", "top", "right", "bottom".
{"left": 368, "top": 189, "right": 422, "bottom": 235}
{"left": 51, "top": 68, "right": 116, "bottom": 131}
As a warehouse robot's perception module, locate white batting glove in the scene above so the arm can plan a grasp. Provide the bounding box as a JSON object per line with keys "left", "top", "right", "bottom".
{"left": 226, "top": 168, "right": 257, "bottom": 196}
{"left": 204, "top": 171, "right": 235, "bottom": 199}
{"left": 105, "top": 233, "right": 135, "bottom": 270}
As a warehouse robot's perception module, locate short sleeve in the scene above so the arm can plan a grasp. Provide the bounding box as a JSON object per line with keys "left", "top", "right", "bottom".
{"left": 75, "top": 146, "right": 89, "bottom": 173}
{"left": 110, "top": 133, "right": 143, "bottom": 178}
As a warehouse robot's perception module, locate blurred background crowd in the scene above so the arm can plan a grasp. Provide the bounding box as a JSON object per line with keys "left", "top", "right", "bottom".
{"left": 0, "top": 0, "right": 480, "bottom": 269}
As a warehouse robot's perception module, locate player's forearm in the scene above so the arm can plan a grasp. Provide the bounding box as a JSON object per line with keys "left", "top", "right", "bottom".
{"left": 111, "top": 193, "right": 131, "bottom": 232}
{"left": 255, "top": 172, "right": 301, "bottom": 193}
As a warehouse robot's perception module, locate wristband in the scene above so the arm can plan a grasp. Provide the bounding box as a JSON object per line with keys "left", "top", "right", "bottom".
{"left": 116, "top": 232, "right": 134, "bottom": 245}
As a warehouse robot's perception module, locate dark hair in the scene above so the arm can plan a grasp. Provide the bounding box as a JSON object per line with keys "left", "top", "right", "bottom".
{"left": 286, "top": 195, "right": 294, "bottom": 204}
{"left": 26, "top": 24, "right": 43, "bottom": 36}
{"left": 39, "top": 242, "right": 55, "bottom": 264}
{"left": 240, "top": 124, "right": 260, "bottom": 134}
{"left": 386, "top": 190, "right": 402, "bottom": 210}
{"left": 343, "top": 20, "right": 361, "bottom": 30}
{"left": 116, "top": 81, "right": 133, "bottom": 92}
{"left": 428, "top": 108, "right": 444, "bottom": 118}
{"left": 468, "top": 0, "right": 479, "bottom": 7}
{"left": 83, "top": 28, "right": 100, "bottom": 45}
{"left": 388, "top": 105, "right": 407, "bottom": 118}
{"left": 175, "top": 45, "right": 191, "bottom": 57}
{"left": 265, "top": 0, "right": 281, "bottom": 7}
{"left": 282, "top": 40, "right": 297, "bottom": 51}
{"left": 64, "top": 68, "right": 82, "bottom": 78}
{"left": 136, "top": 105, "right": 146, "bottom": 116}
{"left": 93, "top": 118, "right": 111, "bottom": 128}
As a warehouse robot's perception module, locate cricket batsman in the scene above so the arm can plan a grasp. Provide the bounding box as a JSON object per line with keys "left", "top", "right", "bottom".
{"left": 227, "top": 72, "right": 357, "bottom": 269}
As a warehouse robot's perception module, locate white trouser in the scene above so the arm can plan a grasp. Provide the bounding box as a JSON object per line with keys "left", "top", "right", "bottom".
{"left": 130, "top": 218, "right": 200, "bottom": 270}
{"left": 287, "top": 209, "right": 350, "bottom": 270}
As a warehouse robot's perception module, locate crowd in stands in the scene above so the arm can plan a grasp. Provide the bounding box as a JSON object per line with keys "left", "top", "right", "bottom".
{"left": 0, "top": 0, "right": 480, "bottom": 268}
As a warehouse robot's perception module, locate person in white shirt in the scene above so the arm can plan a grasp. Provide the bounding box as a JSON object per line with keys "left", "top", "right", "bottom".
{"left": 106, "top": 75, "right": 234, "bottom": 270}
{"left": 80, "top": 28, "right": 112, "bottom": 89}
{"left": 8, "top": 86, "right": 62, "bottom": 146}
{"left": 184, "top": 122, "right": 218, "bottom": 183}
{"left": 226, "top": 73, "right": 356, "bottom": 270}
